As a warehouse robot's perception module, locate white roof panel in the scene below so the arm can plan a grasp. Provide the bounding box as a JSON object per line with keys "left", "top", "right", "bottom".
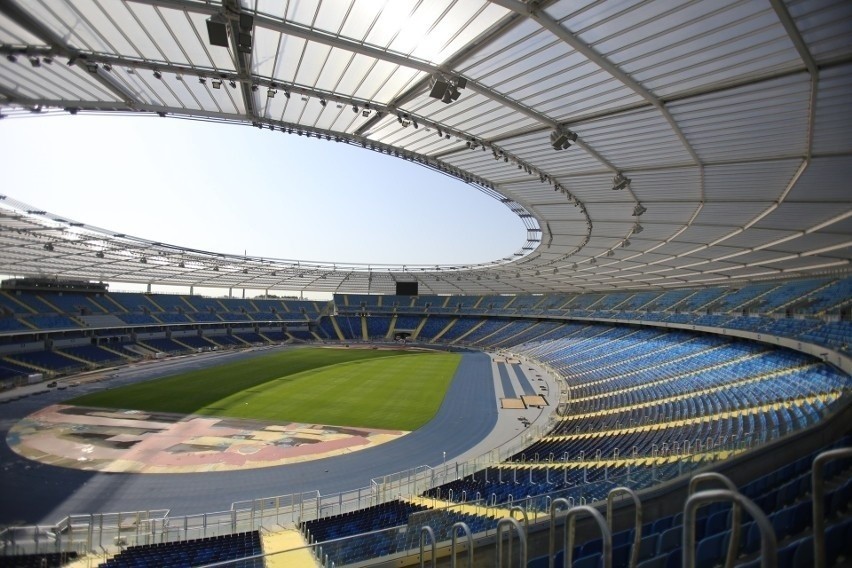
{"left": 0, "top": 0, "right": 848, "bottom": 293}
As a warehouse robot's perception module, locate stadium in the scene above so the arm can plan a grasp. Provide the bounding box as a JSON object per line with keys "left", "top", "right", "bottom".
{"left": 0, "top": 1, "right": 851, "bottom": 567}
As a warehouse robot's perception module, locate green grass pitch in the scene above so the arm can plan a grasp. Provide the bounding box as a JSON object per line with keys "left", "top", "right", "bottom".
{"left": 68, "top": 347, "right": 462, "bottom": 431}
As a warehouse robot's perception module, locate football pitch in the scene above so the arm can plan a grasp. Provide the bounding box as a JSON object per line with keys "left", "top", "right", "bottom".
{"left": 68, "top": 347, "right": 462, "bottom": 431}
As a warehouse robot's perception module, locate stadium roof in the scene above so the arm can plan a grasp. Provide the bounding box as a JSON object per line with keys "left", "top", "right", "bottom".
{"left": 0, "top": 0, "right": 850, "bottom": 295}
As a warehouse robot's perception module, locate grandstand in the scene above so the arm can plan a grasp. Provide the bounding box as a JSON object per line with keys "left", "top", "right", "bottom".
{"left": 1, "top": 0, "right": 851, "bottom": 566}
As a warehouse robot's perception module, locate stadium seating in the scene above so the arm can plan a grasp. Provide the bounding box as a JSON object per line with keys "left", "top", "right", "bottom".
{"left": 100, "top": 531, "right": 262, "bottom": 568}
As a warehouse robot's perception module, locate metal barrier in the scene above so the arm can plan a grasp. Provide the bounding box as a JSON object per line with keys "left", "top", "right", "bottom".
{"left": 495, "top": 517, "right": 526, "bottom": 568}
{"left": 812, "top": 447, "right": 852, "bottom": 568}
{"left": 687, "top": 473, "right": 740, "bottom": 568}
{"left": 606, "top": 487, "right": 642, "bottom": 568}
{"left": 419, "top": 526, "right": 435, "bottom": 568}
{"left": 682, "top": 489, "right": 776, "bottom": 568}
{"left": 562, "top": 505, "right": 612, "bottom": 568}
{"left": 548, "top": 498, "right": 572, "bottom": 568}
{"left": 450, "top": 522, "right": 472, "bottom": 568}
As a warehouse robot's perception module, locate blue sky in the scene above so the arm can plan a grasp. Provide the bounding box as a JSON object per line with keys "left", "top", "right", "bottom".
{"left": 2, "top": 114, "right": 526, "bottom": 275}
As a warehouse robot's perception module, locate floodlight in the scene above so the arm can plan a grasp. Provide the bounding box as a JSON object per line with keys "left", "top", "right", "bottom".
{"left": 6, "top": 54, "right": 16, "bottom": 63}
{"left": 623, "top": 239, "right": 631, "bottom": 248}
{"left": 612, "top": 172, "right": 631, "bottom": 190}
{"left": 550, "top": 128, "right": 577, "bottom": 150}
{"left": 251, "top": 84, "right": 258, "bottom": 92}
{"left": 633, "top": 223, "right": 643, "bottom": 234}
{"left": 319, "top": 99, "right": 327, "bottom": 107}
{"left": 43, "top": 243, "right": 54, "bottom": 251}
{"left": 42, "top": 56, "right": 52, "bottom": 64}
{"left": 199, "top": 77, "right": 206, "bottom": 84}
{"left": 206, "top": 15, "right": 229, "bottom": 48}
{"left": 633, "top": 204, "right": 647, "bottom": 216}
{"left": 229, "top": 79, "right": 236, "bottom": 88}
{"left": 428, "top": 75, "right": 450, "bottom": 100}
{"left": 29, "top": 57, "right": 40, "bottom": 67}
{"left": 153, "top": 70, "right": 162, "bottom": 79}
{"left": 352, "top": 105, "right": 359, "bottom": 113}
{"left": 95, "top": 251, "right": 104, "bottom": 258}
{"left": 212, "top": 80, "right": 221, "bottom": 89}
{"left": 606, "top": 250, "right": 614, "bottom": 257}
{"left": 102, "top": 63, "right": 111, "bottom": 72}
{"left": 267, "top": 88, "right": 276, "bottom": 98}
{"left": 589, "top": 257, "right": 597, "bottom": 265}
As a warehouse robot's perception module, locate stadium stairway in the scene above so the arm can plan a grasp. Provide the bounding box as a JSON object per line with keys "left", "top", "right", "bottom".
{"left": 262, "top": 528, "right": 318, "bottom": 567}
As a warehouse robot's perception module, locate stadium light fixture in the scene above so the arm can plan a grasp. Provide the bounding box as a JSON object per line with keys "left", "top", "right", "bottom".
{"left": 6, "top": 54, "right": 16, "bottom": 63}
{"left": 428, "top": 74, "right": 466, "bottom": 104}
{"left": 319, "top": 99, "right": 327, "bottom": 107}
{"left": 633, "top": 223, "right": 644, "bottom": 234}
{"left": 267, "top": 88, "right": 276, "bottom": 98}
{"left": 206, "top": 14, "right": 229, "bottom": 48}
{"left": 589, "top": 257, "right": 597, "bottom": 265}
{"left": 199, "top": 77, "right": 206, "bottom": 85}
{"left": 550, "top": 128, "right": 577, "bottom": 150}
{"left": 606, "top": 250, "right": 615, "bottom": 257}
{"left": 153, "top": 70, "right": 162, "bottom": 79}
{"left": 633, "top": 204, "right": 647, "bottom": 216}
{"left": 29, "top": 56, "right": 40, "bottom": 67}
{"left": 229, "top": 79, "right": 236, "bottom": 89}
{"left": 612, "top": 172, "right": 631, "bottom": 190}
{"left": 623, "top": 239, "right": 631, "bottom": 248}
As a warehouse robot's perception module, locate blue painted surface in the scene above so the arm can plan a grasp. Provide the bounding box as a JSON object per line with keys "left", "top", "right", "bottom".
{"left": 512, "top": 363, "right": 537, "bottom": 396}
{"left": 497, "top": 362, "right": 516, "bottom": 398}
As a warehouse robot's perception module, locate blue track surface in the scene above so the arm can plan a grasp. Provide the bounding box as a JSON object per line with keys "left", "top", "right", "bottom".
{"left": 497, "top": 363, "right": 516, "bottom": 398}
{"left": 512, "top": 363, "right": 537, "bottom": 396}
{"left": 0, "top": 350, "right": 498, "bottom": 524}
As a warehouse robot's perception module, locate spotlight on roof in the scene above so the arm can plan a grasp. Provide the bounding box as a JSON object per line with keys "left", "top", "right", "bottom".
{"left": 633, "top": 203, "right": 647, "bottom": 216}
{"left": 429, "top": 74, "right": 465, "bottom": 104}
{"left": 95, "top": 251, "right": 105, "bottom": 258}
{"left": 6, "top": 54, "right": 17, "bottom": 63}
{"left": 212, "top": 79, "right": 222, "bottom": 89}
{"left": 206, "top": 14, "right": 229, "bottom": 48}
{"left": 43, "top": 243, "right": 54, "bottom": 251}
{"left": 352, "top": 105, "right": 359, "bottom": 113}
{"left": 550, "top": 128, "right": 577, "bottom": 150}
{"left": 229, "top": 79, "right": 236, "bottom": 88}
{"left": 199, "top": 77, "right": 206, "bottom": 84}
{"left": 29, "top": 56, "right": 40, "bottom": 67}
{"left": 589, "top": 257, "right": 597, "bottom": 265}
{"left": 633, "top": 223, "right": 644, "bottom": 234}
{"left": 623, "top": 239, "right": 631, "bottom": 248}
{"left": 267, "top": 88, "right": 276, "bottom": 98}
{"left": 612, "top": 172, "right": 631, "bottom": 190}
{"left": 42, "top": 56, "right": 52, "bottom": 64}
{"left": 152, "top": 70, "right": 161, "bottom": 79}
{"left": 319, "top": 99, "right": 327, "bottom": 107}
{"left": 606, "top": 250, "right": 615, "bottom": 257}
